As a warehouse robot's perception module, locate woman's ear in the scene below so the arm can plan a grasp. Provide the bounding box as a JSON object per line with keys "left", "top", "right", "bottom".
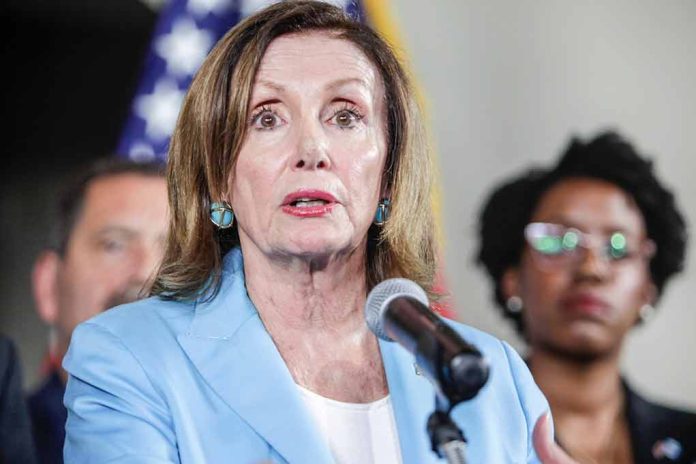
{"left": 502, "top": 267, "right": 521, "bottom": 300}
{"left": 32, "top": 250, "right": 60, "bottom": 325}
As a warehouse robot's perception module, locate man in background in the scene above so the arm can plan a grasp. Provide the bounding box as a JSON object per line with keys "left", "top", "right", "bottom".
{"left": 29, "top": 159, "right": 168, "bottom": 463}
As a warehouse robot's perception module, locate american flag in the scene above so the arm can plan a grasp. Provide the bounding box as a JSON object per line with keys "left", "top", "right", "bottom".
{"left": 117, "top": 0, "right": 365, "bottom": 162}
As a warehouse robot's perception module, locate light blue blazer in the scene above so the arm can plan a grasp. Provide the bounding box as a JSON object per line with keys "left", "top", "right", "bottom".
{"left": 64, "top": 248, "right": 549, "bottom": 463}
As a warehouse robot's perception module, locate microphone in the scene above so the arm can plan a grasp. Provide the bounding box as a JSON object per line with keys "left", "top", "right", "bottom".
{"left": 365, "top": 278, "right": 489, "bottom": 407}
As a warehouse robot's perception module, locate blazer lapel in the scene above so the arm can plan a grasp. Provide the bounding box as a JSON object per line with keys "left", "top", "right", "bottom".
{"left": 380, "top": 338, "right": 443, "bottom": 464}
{"left": 177, "top": 249, "right": 333, "bottom": 463}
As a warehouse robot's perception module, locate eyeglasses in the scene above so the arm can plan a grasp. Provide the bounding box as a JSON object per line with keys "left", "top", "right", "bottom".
{"left": 524, "top": 222, "right": 656, "bottom": 271}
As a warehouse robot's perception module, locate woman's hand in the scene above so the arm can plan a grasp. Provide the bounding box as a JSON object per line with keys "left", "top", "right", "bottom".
{"left": 533, "top": 413, "right": 578, "bottom": 464}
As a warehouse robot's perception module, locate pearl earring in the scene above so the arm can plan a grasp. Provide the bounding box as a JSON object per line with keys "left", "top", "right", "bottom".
{"left": 506, "top": 296, "right": 523, "bottom": 313}
{"left": 639, "top": 304, "right": 656, "bottom": 323}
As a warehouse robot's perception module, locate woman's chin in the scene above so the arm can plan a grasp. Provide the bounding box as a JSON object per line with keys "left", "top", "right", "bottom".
{"left": 551, "top": 328, "right": 618, "bottom": 360}
{"left": 274, "top": 222, "right": 360, "bottom": 254}
{"left": 284, "top": 239, "right": 351, "bottom": 259}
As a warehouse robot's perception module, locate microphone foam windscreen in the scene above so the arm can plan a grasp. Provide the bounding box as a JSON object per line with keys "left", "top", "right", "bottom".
{"left": 365, "top": 278, "right": 429, "bottom": 341}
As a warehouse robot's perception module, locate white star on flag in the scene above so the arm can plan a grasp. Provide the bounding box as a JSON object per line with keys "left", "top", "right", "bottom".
{"left": 128, "top": 142, "right": 157, "bottom": 162}
{"left": 135, "top": 79, "right": 186, "bottom": 141}
{"left": 118, "top": 0, "right": 365, "bottom": 161}
{"left": 155, "top": 18, "right": 214, "bottom": 77}
{"left": 187, "top": 0, "right": 231, "bottom": 17}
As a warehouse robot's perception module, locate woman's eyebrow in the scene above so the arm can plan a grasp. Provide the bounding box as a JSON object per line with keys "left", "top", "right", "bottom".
{"left": 254, "top": 79, "right": 286, "bottom": 93}
{"left": 325, "top": 77, "right": 372, "bottom": 92}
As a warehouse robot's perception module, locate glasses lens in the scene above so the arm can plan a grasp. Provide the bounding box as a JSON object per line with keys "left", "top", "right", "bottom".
{"left": 608, "top": 232, "right": 628, "bottom": 259}
{"left": 526, "top": 223, "right": 578, "bottom": 256}
{"left": 561, "top": 230, "right": 580, "bottom": 251}
{"left": 525, "top": 223, "right": 585, "bottom": 271}
{"left": 525, "top": 223, "right": 651, "bottom": 270}
{"left": 532, "top": 235, "right": 563, "bottom": 254}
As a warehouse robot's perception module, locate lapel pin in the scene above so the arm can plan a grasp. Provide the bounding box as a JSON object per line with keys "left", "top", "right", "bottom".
{"left": 413, "top": 363, "right": 423, "bottom": 376}
{"left": 652, "top": 437, "right": 682, "bottom": 461}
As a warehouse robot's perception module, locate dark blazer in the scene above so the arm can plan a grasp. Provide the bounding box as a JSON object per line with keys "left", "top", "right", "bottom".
{"left": 0, "top": 335, "right": 38, "bottom": 464}
{"left": 625, "top": 382, "right": 696, "bottom": 463}
{"left": 28, "top": 372, "right": 65, "bottom": 464}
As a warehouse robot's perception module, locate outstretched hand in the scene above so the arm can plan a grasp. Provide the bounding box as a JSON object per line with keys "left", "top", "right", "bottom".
{"left": 533, "top": 413, "right": 578, "bottom": 464}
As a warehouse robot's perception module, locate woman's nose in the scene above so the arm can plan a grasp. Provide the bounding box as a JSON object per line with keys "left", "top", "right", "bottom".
{"left": 574, "top": 246, "right": 611, "bottom": 281}
{"left": 292, "top": 121, "right": 331, "bottom": 170}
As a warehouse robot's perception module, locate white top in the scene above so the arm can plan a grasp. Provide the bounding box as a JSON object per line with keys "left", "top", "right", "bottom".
{"left": 297, "top": 385, "right": 403, "bottom": 464}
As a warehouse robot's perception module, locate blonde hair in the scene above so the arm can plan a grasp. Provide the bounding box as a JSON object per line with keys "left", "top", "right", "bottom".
{"left": 152, "top": 0, "right": 436, "bottom": 300}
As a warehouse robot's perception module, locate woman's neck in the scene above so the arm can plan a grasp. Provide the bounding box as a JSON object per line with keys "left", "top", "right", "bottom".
{"left": 529, "top": 349, "right": 632, "bottom": 463}
{"left": 529, "top": 349, "right": 623, "bottom": 414}
{"left": 241, "top": 243, "right": 387, "bottom": 403}
{"left": 243, "top": 243, "right": 368, "bottom": 329}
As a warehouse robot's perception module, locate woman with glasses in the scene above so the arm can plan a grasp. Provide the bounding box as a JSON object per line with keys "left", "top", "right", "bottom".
{"left": 477, "top": 131, "right": 695, "bottom": 463}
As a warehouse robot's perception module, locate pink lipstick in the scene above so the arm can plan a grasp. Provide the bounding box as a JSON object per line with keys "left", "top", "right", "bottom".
{"left": 281, "top": 189, "right": 337, "bottom": 218}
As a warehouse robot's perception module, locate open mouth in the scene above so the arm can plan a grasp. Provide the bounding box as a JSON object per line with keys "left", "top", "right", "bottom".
{"left": 290, "top": 198, "right": 329, "bottom": 207}
{"left": 282, "top": 190, "right": 337, "bottom": 217}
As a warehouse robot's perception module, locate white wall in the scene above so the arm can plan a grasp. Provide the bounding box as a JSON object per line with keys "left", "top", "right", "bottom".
{"left": 391, "top": 0, "right": 696, "bottom": 409}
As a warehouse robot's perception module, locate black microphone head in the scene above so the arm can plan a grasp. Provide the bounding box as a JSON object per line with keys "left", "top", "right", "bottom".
{"left": 365, "top": 278, "right": 429, "bottom": 341}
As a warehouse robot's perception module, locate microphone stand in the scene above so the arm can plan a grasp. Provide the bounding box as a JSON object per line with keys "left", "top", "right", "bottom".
{"left": 416, "top": 333, "right": 489, "bottom": 464}
{"left": 427, "top": 396, "right": 469, "bottom": 464}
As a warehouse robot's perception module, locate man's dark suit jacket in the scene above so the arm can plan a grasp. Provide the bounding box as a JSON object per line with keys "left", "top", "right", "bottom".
{"left": 0, "top": 335, "right": 37, "bottom": 464}
{"left": 28, "top": 371, "right": 65, "bottom": 464}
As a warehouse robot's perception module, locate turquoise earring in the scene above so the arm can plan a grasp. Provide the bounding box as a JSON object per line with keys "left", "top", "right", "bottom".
{"left": 374, "top": 199, "right": 391, "bottom": 225}
{"left": 210, "top": 201, "right": 235, "bottom": 229}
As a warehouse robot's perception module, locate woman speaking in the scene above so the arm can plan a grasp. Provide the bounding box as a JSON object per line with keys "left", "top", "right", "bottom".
{"left": 63, "top": 2, "right": 569, "bottom": 462}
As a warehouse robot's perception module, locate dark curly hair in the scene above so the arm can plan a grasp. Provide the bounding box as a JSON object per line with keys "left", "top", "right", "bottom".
{"left": 476, "top": 130, "right": 688, "bottom": 335}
